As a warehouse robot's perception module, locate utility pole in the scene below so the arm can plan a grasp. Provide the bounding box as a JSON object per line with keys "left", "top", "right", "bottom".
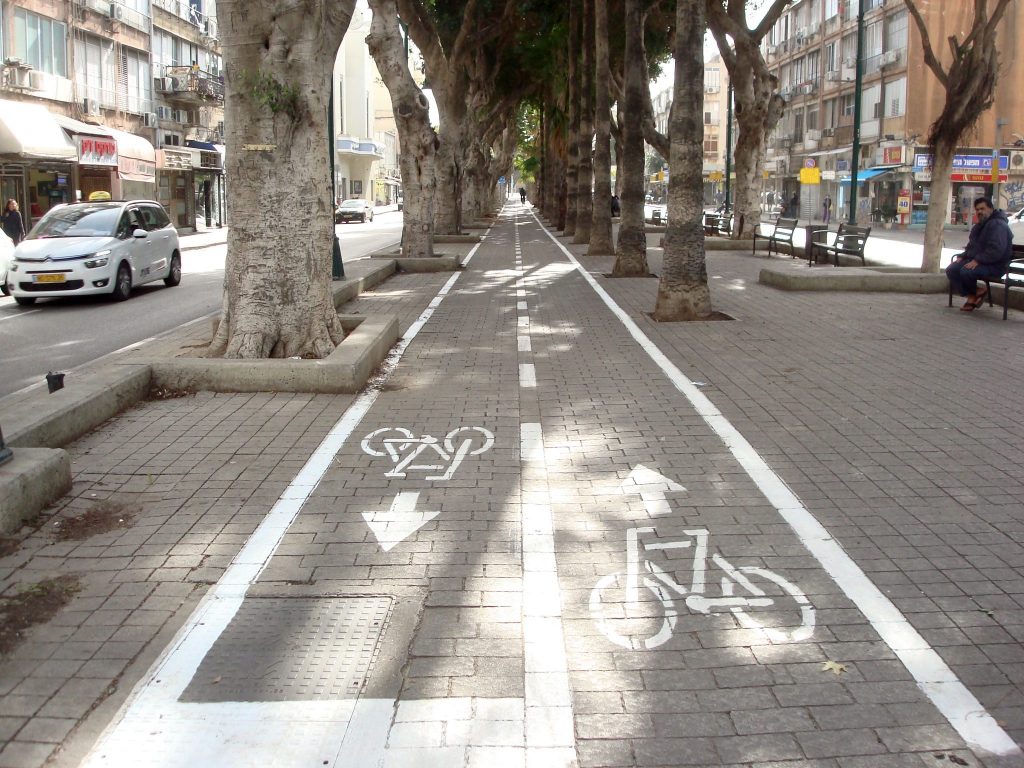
{"left": 848, "top": 0, "right": 865, "bottom": 225}
{"left": 993, "top": 117, "right": 1007, "bottom": 208}
{"left": 328, "top": 89, "right": 344, "bottom": 279}
{"left": 724, "top": 83, "right": 733, "bottom": 212}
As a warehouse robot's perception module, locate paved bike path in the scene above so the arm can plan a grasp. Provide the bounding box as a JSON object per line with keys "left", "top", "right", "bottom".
{"left": 5, "top": 204, "right": 1020, "bottom": 768}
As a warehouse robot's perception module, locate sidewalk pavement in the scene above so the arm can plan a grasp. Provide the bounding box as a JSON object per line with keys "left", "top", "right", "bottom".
{"left": 0, "top": 207, "right": 1022, "bottom": 767}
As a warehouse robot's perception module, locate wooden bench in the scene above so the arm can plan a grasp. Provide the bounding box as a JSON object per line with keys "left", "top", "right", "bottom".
{"left": 947, "top": 242, "right": 1024, "bottom": 319}
{"left": 807, "top": 223, "right": 871, "bottom": 266}
{"left": 703, "top": 212, "right": 733, "bottom": 237}
{"left": 751, "top": 217, "right": 798, "bottom": 258}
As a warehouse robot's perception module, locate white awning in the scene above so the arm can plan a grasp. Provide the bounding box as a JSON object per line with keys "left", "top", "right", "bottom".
{"left": 107, "top": 127, "right": 156, "bottom": 182}
{"left": 54, "top": 115, "right": 117, "bottom": 167}
{"left": 0, "top": 99, "right": 77, "bottom": 161}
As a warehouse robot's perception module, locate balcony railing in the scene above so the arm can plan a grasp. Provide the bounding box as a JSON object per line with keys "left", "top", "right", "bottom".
{"left": 153, "top": 0, "right": 219, "bottom": 38}
{"left": 163, "top": 66, "right": 224, "bottom": 102}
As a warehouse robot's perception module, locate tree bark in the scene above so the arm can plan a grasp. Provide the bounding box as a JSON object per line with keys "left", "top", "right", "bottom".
{"left": 209, "top": 0, "right": 355, "bottom": 359}
{"left": 563, "top": 0, "right": 580, "bottom": 236}
{"left": 573, "top": 0, "right": 595, "bottom": 244}
{"left": 654, "top": 0, "right": 711, "bottom": 321}
{"left": 923, "top": 137, "right": 956, "bottom": 274}
{"left": 588, "top": 0, "right": 614, "bottom": 255}
{"left": 366, "top": 0, "right": 436, "bottom": 258}
{"left": 611, "top": 0, "right": 649, "bottom": 277}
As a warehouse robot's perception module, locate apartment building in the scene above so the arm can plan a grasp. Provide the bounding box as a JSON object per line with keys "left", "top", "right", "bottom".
{"left": 763, "top": 0, "right": 1024, "bottom": 226}
{"left": 0, "top": 0, "right": 225, "bottom": 232}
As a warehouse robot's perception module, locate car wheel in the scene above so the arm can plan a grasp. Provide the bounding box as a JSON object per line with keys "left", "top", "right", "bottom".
{"left": 111, "top": 263, "right": 132, "bottom": 301}
{"left": 164, "top": 252, "right": 181, "bottom": 287}
{"left": 14, "top": 295, "right": 35, "bottom": 306}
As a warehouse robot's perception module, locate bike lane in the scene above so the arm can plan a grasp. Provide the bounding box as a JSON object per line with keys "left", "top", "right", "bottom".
{"left": 511, "top": 210, "right": 1020, "bottom": 767}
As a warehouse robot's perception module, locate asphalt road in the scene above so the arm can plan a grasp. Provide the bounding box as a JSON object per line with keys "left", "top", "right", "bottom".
{"left": 0, "top": 213, "right": 402, "bottom": 399}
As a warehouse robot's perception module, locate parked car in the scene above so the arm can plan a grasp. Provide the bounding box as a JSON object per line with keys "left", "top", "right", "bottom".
{"left": 7, "top": 200, "right": 180, "bottom": 306}
{"left": 1009, "top": 206, "right": 1024, "bottom": 241}
{"left": 335, "top": 199, "right": 374, "bottom": 223}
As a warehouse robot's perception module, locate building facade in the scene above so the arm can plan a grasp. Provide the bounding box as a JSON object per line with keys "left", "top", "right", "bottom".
{"left": 762, "top": 0, "right": 1024, "bottom": 226}
{"left": 0, "top": 0, "right": 223, "bottom": 233}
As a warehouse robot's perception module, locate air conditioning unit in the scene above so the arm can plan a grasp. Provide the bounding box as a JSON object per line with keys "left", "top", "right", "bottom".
{"left": 28, "top": 69, "right": 47, "bottom": 91}
{"left": 805, "top": 129, "right": 822, "bottom": 142}
{"left": 83, "top": 97, "right": 101, "bottom": 116}
{"left": 800, "top": 82, "right": 816, "bottom": 95}
{"left": 156, "top": 76, "right": 173, "bottom": 92}
{"left": 767, "top": 45, "right": 777, "bottom": 56}
{"left": 170, "top": 75, "right": 191, "bottom": 92}
{"left": 156, "top": 105, "right": 174, "bottom": 120}
{"left": 108, "top": 2, "right": 125, "bottom": 20}
{"left": 1009, "top": 150, "right": 1024, "bottom": 170}
{"left": 143, "top": 112, "right": 158, "bottom": 128}
{"left": 880, "top": 50, "right": 899, "bottom": 66}
{"left": 822, "top": 127, "right": 835, "bottom": 138}
{"left": 202, "top": 18, "right": 218, "bottom": 39}
{"left": 5, "top": 65, "right": 32, "bottom": 90}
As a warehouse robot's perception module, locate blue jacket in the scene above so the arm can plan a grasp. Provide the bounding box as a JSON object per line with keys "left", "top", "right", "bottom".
{"left": 964, "top": 209, "right": 1013, "bottom": 268}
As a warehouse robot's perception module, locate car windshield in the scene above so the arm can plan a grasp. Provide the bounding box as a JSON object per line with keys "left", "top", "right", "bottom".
{"left": 340, "top": 200, "right": 365, "bottom": 209}
{"left": 28, "top": 204, "right": 120, "bottom": 239}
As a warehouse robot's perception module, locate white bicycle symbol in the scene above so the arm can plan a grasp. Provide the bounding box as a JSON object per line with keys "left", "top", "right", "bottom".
{"left": 361, "top": 426, "right": 494, "bottom": 480}
{"left": 590, "top": 527, "right": 815, "bottom": 650}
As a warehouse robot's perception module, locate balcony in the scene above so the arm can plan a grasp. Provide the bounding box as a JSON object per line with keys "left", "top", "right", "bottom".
{"left": 159, "top": 66, "right": 224, "bottom": 104}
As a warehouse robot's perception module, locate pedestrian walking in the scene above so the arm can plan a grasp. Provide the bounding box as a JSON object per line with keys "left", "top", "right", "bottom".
{"left": 2, "top": 199, "right": 26, "bottom": 245}
{"left": 519, "top": 186, "right": 527, "bottom": 204}
{"left": 789, "top": 193, "right": 799, "bottom": 219}
{"left": 822, "top": 195, "right": 832, "bottom": 224}
{"left": 945, "top": 196, "right": 1013, "bottom": 312}
{"left": 610, "top": 195, "right": 620, "bottom": 217}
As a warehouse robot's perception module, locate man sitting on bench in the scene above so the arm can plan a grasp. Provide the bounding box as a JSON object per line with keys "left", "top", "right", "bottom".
{"left": 945, "top": 196, "right": 1014, "bottom": 313}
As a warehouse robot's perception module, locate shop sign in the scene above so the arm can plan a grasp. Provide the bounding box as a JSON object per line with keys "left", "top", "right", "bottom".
{"left": 836, "top": 159, "right": 850, "bottom": 172}
{"left": 897, "top": 196, "right": 911, "bottom": 214}
{"left": 883, "top": 146, "right": 903, "bottom": 165}
{"left": 952, "top": 172, "right": 1007, "bottom": 183}
{"left": 77, "top": 136, "right": 118, "bottom": 166}
{"left": 821, "top": 170, "right": 836, "bottom": 180}
{"left": 158, "top": 148, "right": 192, "bottom": 170}
{"left": 914, "top": 153, "right": 1007, "bottom": 173}
{"left": 120, "top": 156, "right": 156, "bottom": 179}
{"left": 799, "top": 167, "right": 821, "bottom": 184}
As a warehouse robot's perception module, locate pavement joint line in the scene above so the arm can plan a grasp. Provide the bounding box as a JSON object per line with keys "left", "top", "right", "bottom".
{"left": 530, "top": 208, "right": 1021, "bottom": 760}
{"left": 78, "top": 226, "right": 496, "bottom": 767}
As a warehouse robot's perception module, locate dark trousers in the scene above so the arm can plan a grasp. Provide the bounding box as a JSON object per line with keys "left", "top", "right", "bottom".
{"left": 946, "top": 259, "right": 1005, "bottom": 297}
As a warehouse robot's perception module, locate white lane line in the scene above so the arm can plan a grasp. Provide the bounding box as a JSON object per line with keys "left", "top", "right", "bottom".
{"left": 0, "top": 308, "right": 40, "bottom": 321}
{"left": 518, "top": 336, "right": 532, "bottom": 353}
{"left": 81, "top": 231, "right": 495, "bottom": 767}
{"left": 519, "top": 363, "right": 537, "bottom": 388}
{"left": 531, "top": 213, "right": 1020, "bottom": 759}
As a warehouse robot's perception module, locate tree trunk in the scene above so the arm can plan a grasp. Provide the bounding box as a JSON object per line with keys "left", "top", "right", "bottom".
{"left": 434, "top": 120, "right": 465, "bottom": 234}
{"left": 588, "top": 0, "right": 614, "bottom": 255}
{"left": 366, "top": 0, "right": 436, "bottom": 258}
{"left": 573, "top": 0, "right": 595, "bottom": 245}
{"left": 209, "top": 0, "right": 354, "bottom": 359}
{"left": 612, "top": 0, "right": 649, "bottom": 276}
{"left": 654, "top": 0, "right": 711, "bottom": 321}
{"left": 727, "top": 42, "right": 783, "bottom": 240}
{"left": 922, "top": 137, "right": 956, "bottom": 273}
{"left": 563, "top": 0, "right": 580, "bottom": 236}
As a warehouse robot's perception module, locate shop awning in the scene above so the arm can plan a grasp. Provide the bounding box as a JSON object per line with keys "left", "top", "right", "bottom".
{"left": 107, "top": 128, "right": 156, "bottom": 182}
{"left": 53, "top": 115, "right": 113, "bottom": 138}
{"left": 0, "top": 99, "right": 77, "bottom": 161}
{"left": 839, "top": 165, "right": 901, "bottom": 185}
{"left": 185, "top": 139, "right": 218, "bottom": 151}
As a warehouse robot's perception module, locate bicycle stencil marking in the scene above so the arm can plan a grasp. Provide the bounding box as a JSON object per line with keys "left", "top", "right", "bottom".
{"left": 591, "top": 468, "right": 815, "bottom": 650}
{"left": 361, "top": 427, "right": 494, "bottom": 480}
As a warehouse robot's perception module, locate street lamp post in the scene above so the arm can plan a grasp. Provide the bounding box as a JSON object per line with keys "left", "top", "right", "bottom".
{"left": 993, "top": 117, "right": 1008, "bottom": 208}
{"left": 724, "top": 83, "right": 733, "bottom": 213}
{"left": 328, "top": 89, "right": 344, "bottom": 280}
{"left": 848, "top": 0, "right": 865, "bottom": 226}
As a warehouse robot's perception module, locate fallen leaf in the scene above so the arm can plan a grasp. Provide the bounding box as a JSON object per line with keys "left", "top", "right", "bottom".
{"left": 821, "top": 660, "right": 847, "bottom": 675}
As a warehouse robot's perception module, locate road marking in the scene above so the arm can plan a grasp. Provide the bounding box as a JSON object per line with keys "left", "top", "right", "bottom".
{"left": 81, "top": 231, "right": 495, "bottom": 766}
{"left": 620, "top": 464, "right": 686, "bottom": 517}
{"left": 519, "top": 363, "right": 536, "bottom": 388}
{"left": 532, "top": 212, "right": 1020, "bottom": 758}
{"left": 362, "top": 491, "right": 440, "bottom": 552}
{"left": 0, "top": 308, "right": 41, "bottom": 321}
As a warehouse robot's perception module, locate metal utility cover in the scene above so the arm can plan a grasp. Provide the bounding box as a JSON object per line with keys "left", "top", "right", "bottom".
{"left": 180, "top": 596, "right": 392, "bottom": 703}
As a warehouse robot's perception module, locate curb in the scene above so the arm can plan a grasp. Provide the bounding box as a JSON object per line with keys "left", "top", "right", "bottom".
{"left": 0, "top": 448, "right": 72, "bottom": 534}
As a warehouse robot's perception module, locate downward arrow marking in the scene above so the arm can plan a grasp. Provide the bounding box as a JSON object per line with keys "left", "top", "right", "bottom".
{"left": 362, "top": 491, "right": 440, "bottom": 552}
{"left": 620, "top": 464, "right": 686, "bottom": 517}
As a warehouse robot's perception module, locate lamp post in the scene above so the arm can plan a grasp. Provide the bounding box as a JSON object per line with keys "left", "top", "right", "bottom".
{"left": 328, "top": 89, "right": 344, "bottom": 280}
{"left": 993, "top": 117, "right": 1008, "bottom": 208}
{"left": 724, "top": 83, "right": 733, "bottom": 212}
{"left": 847, "top": 0, "right": 865, "bottom": 225}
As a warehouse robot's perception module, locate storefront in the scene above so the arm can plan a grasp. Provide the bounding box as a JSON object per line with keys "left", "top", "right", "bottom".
{"left": 156, "top": 147, "right": 194, "bottom": 231}
{"left": 108, "top": 128, "right": 157, "bottom": 202}
{"left": 912, "top": 149, "right": 1007, "bottom": 226}
{"left": 0, "top": 98, "right": 77, "bottom": 228}
{"left": 55, "top": 115, "right": 118, "bottom": 202}
{"left": 186, "top": 140, "right": 225, "bottom": 230}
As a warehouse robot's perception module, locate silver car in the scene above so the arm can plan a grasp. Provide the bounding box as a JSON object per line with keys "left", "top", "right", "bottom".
{"left": 8, "top": 200, "right": 180, "bottom": 306}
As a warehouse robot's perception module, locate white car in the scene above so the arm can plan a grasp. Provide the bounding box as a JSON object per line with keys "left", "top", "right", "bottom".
{"left": 1008, "top": 206, "right": 1024, "bottom": 242}
{"left": 0, "top": 230, "right": 13, "bottom": 296}
{"left": 7, "top": 200, "right": 180, "bottom": 306}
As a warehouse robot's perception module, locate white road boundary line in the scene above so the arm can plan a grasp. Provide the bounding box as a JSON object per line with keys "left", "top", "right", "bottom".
{"left": 531, "top": 213, "right": 1020, "bottom": 758}
{"left": 81, "top": 231, "right": 493, "bottom": 767}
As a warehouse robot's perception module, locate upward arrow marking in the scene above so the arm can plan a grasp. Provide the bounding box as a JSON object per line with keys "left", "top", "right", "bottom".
{"left": 362, "top": 492, "right": 440, "bottom": 552}
{"left": 620, "top": 465, "right": 686, "bottom": 518}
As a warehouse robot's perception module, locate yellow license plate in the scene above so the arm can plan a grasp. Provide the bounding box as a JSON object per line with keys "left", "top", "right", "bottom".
{"left": 34, "top": 274, "right": 66, "bottom": 284}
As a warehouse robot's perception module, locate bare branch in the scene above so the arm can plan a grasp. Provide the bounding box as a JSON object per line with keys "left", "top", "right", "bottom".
{"left": 902, "top": 0, "right": 949, "bottom": 87}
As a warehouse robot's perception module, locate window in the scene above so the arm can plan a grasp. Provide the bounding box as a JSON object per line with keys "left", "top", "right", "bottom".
{"left": 807, "top": 106, "right": 819, "bottom": 131}
{"left": 885, "top": 9, "right": 908, "bottom": 52}
{"left": 350, "top": 180, "right": 362, "bottom": 195}
{"left": 163, "top": 133, "right": 181, "bottom": 146}
{"left": 121, "top": 47, "right": 152, "bottom": 114}
{"left": 824, "top": 97, "right": 838, "bottom": 128}
{"left": 883, "top": 77, "right": 906, "bottom": 117}
{"left": 705, "top": 68, "right": 721, "bottom": 91}
{"left": 825, "top": 0, "right": 839, "bottom": 18}
{"left": 825, "top": 42, "right": 838, "bottom": 72}
{"left": 841, "top": 93, "right": 856, "bottom": 118}
{"left": 76, "top": 35, "right": 116, "bottom": 107}
{"left": 704, "top": 103, "right": 719, "bottom": 125}
{"left": 13, "top": 8, "right": 67, "bottom": 76}
{"left": 703, "top": 137, "right": 719, "bottom": 155}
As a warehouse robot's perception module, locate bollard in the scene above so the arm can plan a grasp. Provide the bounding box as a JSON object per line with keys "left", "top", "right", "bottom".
{"left": 0, "top": 425, "right": 11, "bottom": 466}
{"left": 46, "top": 371, "right": 65, "bottom": 393}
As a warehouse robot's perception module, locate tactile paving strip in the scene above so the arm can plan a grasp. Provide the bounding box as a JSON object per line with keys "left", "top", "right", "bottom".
{"left": 180, "top": 596, "right": 392, "bottom": 703}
